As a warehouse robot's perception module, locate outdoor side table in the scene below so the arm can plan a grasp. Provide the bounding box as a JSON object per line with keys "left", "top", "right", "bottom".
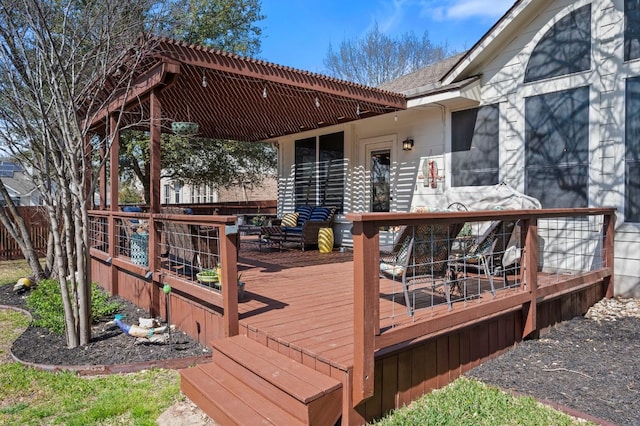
{"left": 318, "top": 227, "right": 334, "bottom": 253}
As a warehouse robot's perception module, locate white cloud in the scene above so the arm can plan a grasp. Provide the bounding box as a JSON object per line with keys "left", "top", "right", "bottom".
{"left": 428, "top": 0, "right": 514, "bottom": 21}
{"left": 370, "top": 0, "right": 411, "bottom": 34}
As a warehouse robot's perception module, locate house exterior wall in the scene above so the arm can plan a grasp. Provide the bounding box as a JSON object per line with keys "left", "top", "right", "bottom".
{"left": 467, "top": 0, "right": 637, "bottom": 296}
{"left": 272, "top": 0, "right": 638, "bottom": 296}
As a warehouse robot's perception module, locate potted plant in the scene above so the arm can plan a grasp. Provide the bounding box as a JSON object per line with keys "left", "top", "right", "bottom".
{"left": 207, "top": 264, "right": 245, "bottom": 300}
{"left": 196, "top": 268, "right": 218, "bottom": 283}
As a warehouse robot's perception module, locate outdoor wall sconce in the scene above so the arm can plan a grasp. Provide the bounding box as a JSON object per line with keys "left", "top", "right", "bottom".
{"left": 402, "top": 138, "right": 414, "bottom": 151}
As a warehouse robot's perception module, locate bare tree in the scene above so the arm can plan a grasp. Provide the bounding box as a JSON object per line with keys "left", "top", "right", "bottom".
{"left": 0, "top": 0, "right": 160, "bottom": 348}
{"left": 323, "top": 22, "right": 452, "bottom": 87}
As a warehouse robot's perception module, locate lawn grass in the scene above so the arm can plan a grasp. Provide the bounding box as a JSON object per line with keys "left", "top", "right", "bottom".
{"left": 371, "top": 376, "right": 595, "bottom": 426}
{"left": 0, "top": 362, "right": 182, "bottom": 426}
{"left": 0, "top": 262, "right": 184, "bottom": 426}
{"left": 0, "top": 259, "right": 33, "bottom": 286}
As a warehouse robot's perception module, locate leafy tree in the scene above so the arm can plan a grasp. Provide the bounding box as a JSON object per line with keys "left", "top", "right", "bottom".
{"left": 166, "top": 0, "right": 263, "bottom": 56}
{"left": 0, "top": 0, "right": 158, "bottom": 347}
{"left": 121, "top": 131, "right": 276, "bottom": 204}
{"left": 121, "top": 0, "right": 275, "bottom": 204}
{"left": 0, "top": 0, "right": 269, "bottom": 349}
{"left": 119, "top": 184, "right": 144, "bottom": 205}
{"left": 323, "top": 22, "right": 452, "bottom": 86}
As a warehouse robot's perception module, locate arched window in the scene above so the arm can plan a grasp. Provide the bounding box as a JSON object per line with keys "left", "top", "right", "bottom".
{"left": 524, "top": 4, "right": 591, "bottom": 83}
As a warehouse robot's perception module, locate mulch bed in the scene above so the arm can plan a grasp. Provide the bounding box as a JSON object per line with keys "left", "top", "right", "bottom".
{"left": 0, "top": 284, "right": 210, "bottom": 370}
{"left": 466, "top": 316, "right": 640, "bottom": 426}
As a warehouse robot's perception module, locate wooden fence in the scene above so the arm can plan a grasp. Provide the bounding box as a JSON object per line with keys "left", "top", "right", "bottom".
{"left": 0, "top": 207, "right": 49, "bottom": 260}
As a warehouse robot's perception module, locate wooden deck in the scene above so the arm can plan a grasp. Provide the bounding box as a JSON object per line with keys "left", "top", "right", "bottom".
{"left": 90, "top": 208, "right": 615, "bottom": 424}
{"left": 236, "top": 236, "right": 515, "bottom": 371}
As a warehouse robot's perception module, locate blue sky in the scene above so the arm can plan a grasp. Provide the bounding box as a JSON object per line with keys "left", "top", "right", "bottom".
{"left": 258, "top": 0, "right": 515, "bottom": 73}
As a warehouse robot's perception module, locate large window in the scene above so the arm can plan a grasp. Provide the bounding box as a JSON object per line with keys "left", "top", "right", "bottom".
{"left": 524, "top": 4, "right": 591, "bottom": 83}
{"left": 451, "top": 104, "right": 500, "bottom": 186}
{"left": 626, "top": 76, "right": 640, "bottom": 222}
{"left": 626, "top": 0, "right": 640, "bottom": 61}
{"left": 294, "top": 131, "right": 345, "bottom": 211}
{"left": 525, "top": 87, "right": 589, "bottom": 208}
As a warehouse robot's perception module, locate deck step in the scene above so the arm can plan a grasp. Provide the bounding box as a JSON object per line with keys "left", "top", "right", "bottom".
{"left": 181, "top": 335, "right": 342, "bottom": 425}
{"left": 181, "top": 364, "right": 305, "bottom": 425}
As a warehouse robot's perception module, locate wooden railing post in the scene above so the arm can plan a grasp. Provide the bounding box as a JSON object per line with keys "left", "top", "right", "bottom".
{"left": 352, "top": 219, "right": 379, "bottom": 406}
{"left": 604, "top": 211, "right": 615, "bottom": 298}
{"left": 108, "top": 114, "right": 119, "bottom": 296}
{"left": 522, "top": 217, "right": 538, "bottom": 338}
{"left": 220, "top": 224, "right": 239, "bottom": 337}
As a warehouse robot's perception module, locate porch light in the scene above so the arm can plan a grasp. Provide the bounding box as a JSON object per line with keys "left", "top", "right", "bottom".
{"left": 402, "top": 138, "right": 414, "bottom": 151}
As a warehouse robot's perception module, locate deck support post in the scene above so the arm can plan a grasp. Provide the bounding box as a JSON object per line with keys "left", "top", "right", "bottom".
{"left": 603, "top": 211, "right": 615, "bottom": 298}
{"left": 108, "top": 113, "right": 120, "bottom": 296}
{"left": 221, "top": 226, "right": 239, "bottom": 337}
{"left": 352, "top": 219, "right": 379, "bottom": 406}
{"left": 522, "top": 217, "right": 538, "bottom": 338}
{"left": 149, "top": 88, "right": 163, "bottom": 316}
{"left": 149, "top": 89, "right": 162, "bottom": 282}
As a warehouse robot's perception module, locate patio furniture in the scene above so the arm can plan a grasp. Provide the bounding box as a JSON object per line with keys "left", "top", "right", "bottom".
{"left": 161, "top": 207, "right": 198, "bottom": 277}
{"left": 447, "top": 219, "right": 518, "bottom": 298}
{"left": 380, "top": 220, "right": 463, "bottom": 315}
{"left": 261, "top": 205, "right": 337, "bottom": 251}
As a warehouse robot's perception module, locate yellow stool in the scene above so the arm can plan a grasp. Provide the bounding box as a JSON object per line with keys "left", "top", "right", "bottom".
{"left": 318, "top": 227, "right": 334, "bottom": 253}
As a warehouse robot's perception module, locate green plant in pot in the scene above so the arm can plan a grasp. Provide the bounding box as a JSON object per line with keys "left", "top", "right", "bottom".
{"left": 196, "top": 268, "right": 218, "bottom": 283}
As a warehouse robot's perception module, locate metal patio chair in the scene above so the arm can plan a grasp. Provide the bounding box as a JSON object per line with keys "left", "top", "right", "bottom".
{"left": 380, "top": 220, "right": 463, "bottom": 315}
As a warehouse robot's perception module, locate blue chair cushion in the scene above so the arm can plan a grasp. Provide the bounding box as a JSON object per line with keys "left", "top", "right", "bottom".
{"left": 282, "top": 226, "right": 302, "bottom": 234}
{"left": 309, "top": 206, "right": 332, "bottom": 222}
{"left": 122, "top": 206, "right": 142, "bottom": 223}
{"left": 295, "top": 205, "right": 313, "bottom": 226}
{"left": 122, "top": 206, "right": 143, "bottom": 213}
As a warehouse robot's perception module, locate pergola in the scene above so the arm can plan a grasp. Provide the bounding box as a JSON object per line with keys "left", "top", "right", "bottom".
{"left": 89, "top": 37, "right": 407, "bottom": 212}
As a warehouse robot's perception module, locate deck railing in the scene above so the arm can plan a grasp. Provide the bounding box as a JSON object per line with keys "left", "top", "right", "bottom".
{"left": 88, "top": 210, "right": 240, "bottom": 337}
{"left": 347, "top": 207, "right": 615, "bottom": 405}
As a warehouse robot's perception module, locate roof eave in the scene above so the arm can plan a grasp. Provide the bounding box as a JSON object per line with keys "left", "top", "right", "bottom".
{"left": 407, "top": 78, "right": 482, "bottom": 108}
{"left": 441, "top": 0, "right": 545, "bottom": 85}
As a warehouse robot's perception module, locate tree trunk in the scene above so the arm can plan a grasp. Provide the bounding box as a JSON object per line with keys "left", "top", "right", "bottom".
{"left": 0, "top": 182, "right": 45, "bottom": 280}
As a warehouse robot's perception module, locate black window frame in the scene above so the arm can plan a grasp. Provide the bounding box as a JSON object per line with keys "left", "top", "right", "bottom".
{"left": 625, "top": 76, "right": 640, "bottom": 222}
{"left": 451, "top": 104, "right": 500, "bottom": 187}
{"left": 625, "top": 0, "right": 640, "bottom": 61}
{"left": 294, "top": 131, "right": 345, "bottom": 211}
{"left": 524, "top": 86, "right": 590, "bottom": 209}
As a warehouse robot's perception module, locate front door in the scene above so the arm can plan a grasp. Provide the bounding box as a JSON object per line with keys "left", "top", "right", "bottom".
{"left": 361, "top": 136, "right": 396, "bottom": 212}
{"left": 370, "top": 149, "right": 391, "bottom": 212}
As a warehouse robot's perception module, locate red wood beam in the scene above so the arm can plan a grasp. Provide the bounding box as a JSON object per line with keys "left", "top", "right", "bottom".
{"left": 352, "top": 220, "right": 379, "bottom": 406}
{"left": 535, "top": 269, "right": 611, "bottom": 301}
{"left": 522, "top": 218, "right": 538, "bottom": 338}
{"left": 221, "top": 227, "right": 239, "bottom": 337}
{"left": 603, "top": 211, "right": 615, "bottom": 298}
{"left": 108, "top": 116, "right": 120, "bottom": 296}
{"left": 148, "top": 89, "right": 162, "bottom": 315}
{"left": 99, "top": 138, "right": 107, "bottom": 209}
{"left": 375, "top": 292, "right": 531, "bottom": 350}
{"left": 88, "top": 60, "right": 180, "bottom": 129}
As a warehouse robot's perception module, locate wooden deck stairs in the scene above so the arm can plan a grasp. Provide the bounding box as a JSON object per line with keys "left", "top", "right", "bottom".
{"left": 181, "top": 335, "right": 343, "bottom": 425}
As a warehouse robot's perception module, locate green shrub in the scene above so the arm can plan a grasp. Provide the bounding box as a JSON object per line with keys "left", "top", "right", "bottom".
{"left": 26, "top": 279, "right": 121, "bottom": 335}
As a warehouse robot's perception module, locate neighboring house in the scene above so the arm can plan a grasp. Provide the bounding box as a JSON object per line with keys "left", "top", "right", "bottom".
{"left": 0, "top": 159, "right": 41, "bottom": 206}
{"left": 271, "top": 0, "right": 640, "bottom": 296}
{"left": 160, "top": 175, "right": 277, "bottom": 205}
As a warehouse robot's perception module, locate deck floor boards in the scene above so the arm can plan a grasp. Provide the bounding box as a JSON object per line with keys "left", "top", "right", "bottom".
{"left": 234, "top": 240, "right": 555, "bottom": 372}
